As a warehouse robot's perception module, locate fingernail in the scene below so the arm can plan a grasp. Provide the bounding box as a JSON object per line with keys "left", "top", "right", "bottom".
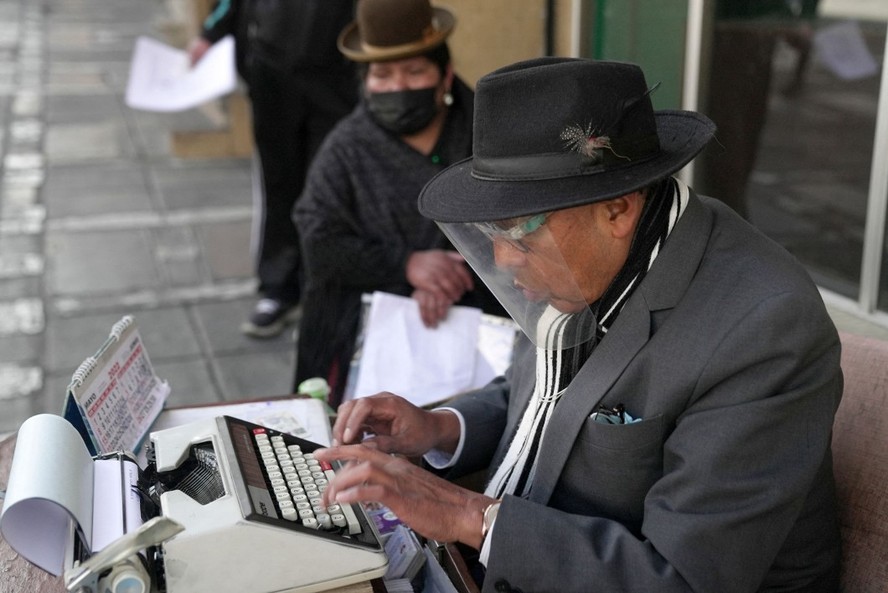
{"left": 343, "top": 428, "right": 353, "bottom": 443}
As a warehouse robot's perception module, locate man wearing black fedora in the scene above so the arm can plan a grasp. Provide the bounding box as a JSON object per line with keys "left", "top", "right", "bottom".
{"left": 316, "top": 58, "right": 842, "bottom": 592}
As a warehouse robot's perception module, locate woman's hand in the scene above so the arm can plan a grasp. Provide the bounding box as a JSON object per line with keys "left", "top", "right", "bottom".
{"left": 411, "top": 288, "right": 451, "bottom": 328}
{"left": 186, "top": 37, "right": 212, "bottom": 66}
{"left": 406, "top": 250, "right": 474, "bottom": 303}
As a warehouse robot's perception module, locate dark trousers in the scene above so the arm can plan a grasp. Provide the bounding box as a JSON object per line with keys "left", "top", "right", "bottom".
{"left": 696, "top": 24, "right": 777, "bottom": 218}
{"left": 246, "top": 59, "right": 356, "bottom": 302}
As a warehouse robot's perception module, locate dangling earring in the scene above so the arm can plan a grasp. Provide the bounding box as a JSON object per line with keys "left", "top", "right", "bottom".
{"left": 443, "top": 91, "right": 454, "bottom": 106}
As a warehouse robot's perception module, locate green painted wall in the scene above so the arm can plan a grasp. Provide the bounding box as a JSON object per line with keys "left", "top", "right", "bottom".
{"left": 589, "top": 0, "right": 689, "bottom": 110}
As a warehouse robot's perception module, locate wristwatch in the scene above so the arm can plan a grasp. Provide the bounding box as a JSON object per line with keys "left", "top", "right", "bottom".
{"left": 481, "top": 500, "right": 502, "bottom": 543}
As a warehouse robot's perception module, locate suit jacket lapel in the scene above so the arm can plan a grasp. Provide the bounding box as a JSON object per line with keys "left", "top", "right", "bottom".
{"left": 528, "top": 191, "right": 714, "bottom": 504}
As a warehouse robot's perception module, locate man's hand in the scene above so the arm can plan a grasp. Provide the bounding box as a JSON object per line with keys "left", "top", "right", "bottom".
{"left": 406, "top": 250, "right": 474, "bottom": 303}
{"left": 314, "top": 444, "right": 496, "bottom": 549}
{"left": 332, "top": 392, "right": 460, "bottom": 457}
{"left": 186, "top": 37, "right": 212, "bottom": 66}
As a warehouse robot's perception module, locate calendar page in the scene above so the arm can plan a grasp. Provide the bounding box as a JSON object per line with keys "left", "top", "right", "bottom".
{"left": 64, "top": 316, "right": 170, "bottom": 455}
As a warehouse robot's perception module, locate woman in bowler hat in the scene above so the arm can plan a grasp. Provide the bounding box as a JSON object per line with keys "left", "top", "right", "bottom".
{"left": 293, "top": 0, "right": 503, "bottom": 406}
{"left": 316, "top": 58, "right": 843, "bottom": 593}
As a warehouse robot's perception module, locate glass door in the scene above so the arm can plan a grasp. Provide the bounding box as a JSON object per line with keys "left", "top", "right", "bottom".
{"left": 586, "top": 0, "right": 888, "bottom": 319}
{"left": 694, "top": 1, "right": 887, "bottom": 308}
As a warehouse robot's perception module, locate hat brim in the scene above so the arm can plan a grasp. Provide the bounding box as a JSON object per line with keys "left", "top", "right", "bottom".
{"left": 418, "top": 110, "right": 716, "bottom": 223}
{"left": 338, "top": 7, "right": 455, "bottom": 62}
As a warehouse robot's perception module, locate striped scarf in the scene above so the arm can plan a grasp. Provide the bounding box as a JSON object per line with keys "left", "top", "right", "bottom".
{"left": 485, "top": 177, "right": 689, "bottom": 499}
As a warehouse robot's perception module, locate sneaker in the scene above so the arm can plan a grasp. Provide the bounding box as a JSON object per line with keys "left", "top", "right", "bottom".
{"left": 240, "top": 298, "right": 300, "bottom": 338}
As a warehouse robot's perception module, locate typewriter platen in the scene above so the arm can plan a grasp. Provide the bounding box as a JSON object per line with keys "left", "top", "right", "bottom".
{"left": 2, "top": 413, "right": 388, "bottom": 593}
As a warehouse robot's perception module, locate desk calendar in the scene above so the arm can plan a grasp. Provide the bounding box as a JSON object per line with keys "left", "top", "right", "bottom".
{"left": 62, "top": 315, "right": 170, "bottom": 455}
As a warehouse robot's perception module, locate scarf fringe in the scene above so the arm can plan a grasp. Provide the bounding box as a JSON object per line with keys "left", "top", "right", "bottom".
{"left": 484, "top": 177, "right": 688, "bottom": 500}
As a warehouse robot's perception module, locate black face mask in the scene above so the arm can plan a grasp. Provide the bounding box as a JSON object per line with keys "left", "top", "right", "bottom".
{"left": 366, "top": 87, "right": 440, "bottom": 135}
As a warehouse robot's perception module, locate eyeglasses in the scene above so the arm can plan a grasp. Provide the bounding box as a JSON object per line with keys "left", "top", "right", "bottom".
{"left": 475, "top": 213, "right": 550, "bottom": 253}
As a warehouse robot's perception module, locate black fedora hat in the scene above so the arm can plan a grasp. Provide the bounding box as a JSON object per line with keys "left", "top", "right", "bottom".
{"left": 338, "top": 0, "right": 455, "bottom": 63}
{"left": 418, "top": 57, "right": 716, "bottom": 223}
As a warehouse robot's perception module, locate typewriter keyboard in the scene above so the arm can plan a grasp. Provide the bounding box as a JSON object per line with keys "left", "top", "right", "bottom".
{"left": 224, "top": 415, "right": 364, "bottom": 537}
{"left": 253, "top": 428, "right": 362, "bottom": 534}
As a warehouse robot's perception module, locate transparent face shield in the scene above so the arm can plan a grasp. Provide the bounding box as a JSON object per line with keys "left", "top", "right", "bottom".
{"left": 438, "top": 210, "right": 600, "bottom": 349}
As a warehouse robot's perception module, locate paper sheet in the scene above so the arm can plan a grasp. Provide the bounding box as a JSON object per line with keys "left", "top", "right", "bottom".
{"left": 125, "top": 35, "right": 237, "bottom": 112}
{"left": 473, "top": 319, "right": 519, "bottom": 386}
{"left": 91, "top": 458, "right": 144, "bottom": 553}
{"left": 814, "top": 20, "right": 879, "bottom": 80}
{"left": 352, "top": 292, "right": 482, "bottom": 406}
{"left": 148, "top": 397, "right": 331, "bottom": 451}
{"left": 0, "top": 414, "right": 95, "bottom": 575}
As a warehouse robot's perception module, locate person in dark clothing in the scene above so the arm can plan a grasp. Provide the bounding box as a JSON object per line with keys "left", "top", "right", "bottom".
{"left": 695, "top": 0, "right": 820, "bottom": 217}
{"left": 189, "top": 0, "right": 358, "bottom": 337}
{"left": 293, "top": 0, "right": 504, "bottom": 406}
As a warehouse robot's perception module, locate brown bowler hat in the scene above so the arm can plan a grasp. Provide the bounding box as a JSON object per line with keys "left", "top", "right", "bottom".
{"left": 338, "top": 0, "right": 455, "bottom": 63}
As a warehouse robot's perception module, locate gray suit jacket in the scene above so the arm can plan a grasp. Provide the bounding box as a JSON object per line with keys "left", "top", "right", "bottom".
{"left": 447, "top": 193, "right": 842, "bottom": 593}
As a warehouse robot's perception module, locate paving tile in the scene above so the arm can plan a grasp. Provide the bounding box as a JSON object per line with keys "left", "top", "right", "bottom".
{"left": 0, "top": 388, "right": 39, "bottom": 434}
{"left": 0, "top": 230, "right": 40, "bottom": 253}
{"left": 44, "top": 310, "right": 136, "bottom": 373}
{"left": 3, "top": 151, "right": 43, "bottom": 170}
{"left": 0, "top": 205, "right": 45, "bottom": 233}
{"left": 191, "top": 298, "right": 295, "bottom": 356}
{"left": 3, "top": 166, "right": 44, "bottom": 189}
{"left": 197, "top": 219, "right": 253, "bottom": 281}
{"left": 129, "top": 111, "right": 196, "bottom": 159}
{"left": 45, "top": 228, "right": 160, "bottom": 296}
{"left": 154, "top": 225, "right": 208, "bottom": 286}
{"left": 0, "top": 297, "right": 43, "bottom": 335}
{"left": 12, "top": 90, "right": 42, "bottom": 116}
{"left": 43, "top": 306, "right": 203, "bottom": 375}
{"left": 9, "top": 118, "right": 43, "bottom": 145}
{"left": 0, "top": 334, "right": 41, "bottom": 364}
{"left": 41, "top": 370, "right": 73, "bottom": 414}
{"left": 128, "top": 306, "right": 204, "bottom": 362}
{"left": 152, "top": 161, "right": 253, "bottom": 210}
{"left": 0, "top": 363, "right": 42, "bottom": 397}
{"left": 46, "top": 93, "right": 120, "bottom": 125}
{"left": 43, "top": 162, "right": 155, "bottom": 217}
{"left": 45, "top": 121, "right": 131, "bottom": 163}
{"left": 154, "top": 357, "right": 223, "bottom": 407}
{"left": 0, "top": 276, "right": 40, "bottom": 300}
{"left": 0, "top": 252, "right": 43, "bottom": 278}
{"left": 213, "top": 349, "right": 296, "bottom": 401}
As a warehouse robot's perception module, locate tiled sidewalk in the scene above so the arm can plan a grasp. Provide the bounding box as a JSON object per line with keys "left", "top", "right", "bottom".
{"left": 0, "top": 0, "right": 297, "bottom": 435}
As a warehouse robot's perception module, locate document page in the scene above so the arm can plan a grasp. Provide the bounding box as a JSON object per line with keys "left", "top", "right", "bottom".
{"left": 140, "top": 397, "right": 332, "bottom": 467}
{"left": 125, "top": 35, "right": 237, "bottom": 112}
{"left": 353, "top": 292, "right": 481, "bottom": 406}
{"left": 91, "top": 458, "right": 144, "bottom": 552}
{"left": 814, "top": 20, "right": 879, "bottom": 80}
{"left": 0, "top": 414, "right": 95, "bottom": 575}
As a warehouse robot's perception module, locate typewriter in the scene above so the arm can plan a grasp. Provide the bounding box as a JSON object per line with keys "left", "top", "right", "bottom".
{"left": 1, "top": 413, "right": 388, "bottom": 593}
